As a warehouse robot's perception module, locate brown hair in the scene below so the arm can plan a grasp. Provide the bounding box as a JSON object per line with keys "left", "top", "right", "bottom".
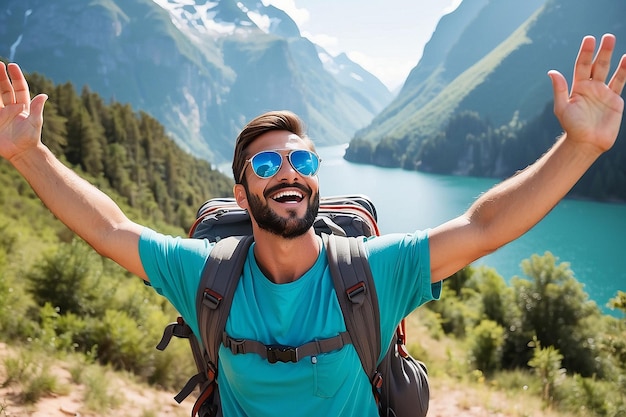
{"left": 232, "top": 110, "right": 315, "bottom": 184}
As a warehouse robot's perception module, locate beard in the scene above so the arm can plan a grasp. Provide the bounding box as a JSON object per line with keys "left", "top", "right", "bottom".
{"left": 246, "top": 185, "right": 319, "bottom": 239}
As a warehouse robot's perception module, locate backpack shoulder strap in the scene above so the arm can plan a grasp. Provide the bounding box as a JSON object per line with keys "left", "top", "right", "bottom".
{"left": 196, "top": 235, "right": 255, "bottom": 370}
{"left": 322, "top": 233, "right": 381, "bottom": 379}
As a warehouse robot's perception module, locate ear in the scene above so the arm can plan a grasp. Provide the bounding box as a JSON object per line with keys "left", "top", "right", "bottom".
{"left": 234, "top": 184, "right": 249, "bottom": 210}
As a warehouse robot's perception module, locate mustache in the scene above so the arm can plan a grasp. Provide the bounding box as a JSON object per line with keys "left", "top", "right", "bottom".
{"left": 264, "top": 182, "right": 312, "bottom": 198}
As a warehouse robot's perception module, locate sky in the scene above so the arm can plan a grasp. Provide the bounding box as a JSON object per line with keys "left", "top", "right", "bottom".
{"left": 264, "top": 0, "right": 462, "bottom": 91}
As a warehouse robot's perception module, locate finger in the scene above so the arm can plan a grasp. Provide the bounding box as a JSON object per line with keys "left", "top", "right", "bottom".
{"left": 573, "top": 35, "right": 597, "bottom": 84}
{"left": 29, "top": 94, "right": 48, "bottom": 121}
{"left": 607, "top": 53, "right": 626, "bottom": 95}
{"left": 548, "top": 70, "right": 569, "bottom": 117}
{"left": 590, "top": 34, "right": 616, "bottom": 83}
{"left": 6, "top": 63, "right": 31, "bottom": 114}
{"left": 0, "top": 62, "right": 16, "bottom": 108}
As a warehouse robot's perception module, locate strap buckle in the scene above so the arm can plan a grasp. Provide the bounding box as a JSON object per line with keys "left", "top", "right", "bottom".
{"left": 156, "top": 317, "right": 193, "bottom": 351}
{"left": 266, "top": 345, "right": 298, "bottom": 363}
{"left": 202, "top": 288, "right": 223, "bottom": 310}
{"left": 372, "top": 371, "right": 383, "bottom": 390}
{"left": 346, "top": 281, "right": 366, "bottom": 304}
{"left": 224, "top": 337, "right": 246, "bottom": 355}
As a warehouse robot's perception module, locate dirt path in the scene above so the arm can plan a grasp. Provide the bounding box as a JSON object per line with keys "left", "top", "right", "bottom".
{"left": 1, "top": 384, "right": 506, "bottom": 417}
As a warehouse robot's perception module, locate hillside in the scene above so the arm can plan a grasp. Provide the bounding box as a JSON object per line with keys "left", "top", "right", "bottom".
{"left": 0, "top": 318, "right": 579, "bottom": 417}
{"left": 354, "top": 0, "right": 547, "bottom": 143}
{"left": 357, "top": 0, "right": 626, "bottom": 144}
{"left": 345, "top": 0, "right": 626, "bottom": 202}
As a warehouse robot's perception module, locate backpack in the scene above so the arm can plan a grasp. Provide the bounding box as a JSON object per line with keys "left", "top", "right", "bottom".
{"left": 156, "top": 195, "right": 429, "bottom": 417}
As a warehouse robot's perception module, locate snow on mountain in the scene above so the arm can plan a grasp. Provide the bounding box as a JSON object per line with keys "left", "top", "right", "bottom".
{"left": 151, "top": 0, "right": 246, "bottom": 37}
{"left": 151, "top": 0, "right": 299, "bottom": 39}
{"left": 151, "top": 0, "right": 391, "bottom": 104}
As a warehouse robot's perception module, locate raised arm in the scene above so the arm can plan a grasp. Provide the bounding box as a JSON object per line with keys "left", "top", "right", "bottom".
{"left": 0, "top": 62, "right": 147, "bottom": 280}
{"left": 429, "top": 34, "right": 626, "bottom": 282}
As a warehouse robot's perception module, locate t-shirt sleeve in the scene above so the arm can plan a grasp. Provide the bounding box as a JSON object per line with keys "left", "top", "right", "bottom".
{"left": 138, "top": 227, "right": 212, "bottom": 338}
{"left": 364, "top": 230, "right": 441, "bottom": 352}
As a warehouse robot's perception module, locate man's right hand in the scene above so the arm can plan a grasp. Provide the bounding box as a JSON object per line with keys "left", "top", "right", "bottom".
{"left": 0, "top": 62, "right": 48, "bottom": 161}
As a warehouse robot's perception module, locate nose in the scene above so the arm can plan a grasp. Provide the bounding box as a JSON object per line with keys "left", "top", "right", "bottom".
{"left": 276, "top": 154, "right": 299, "bottom": 181}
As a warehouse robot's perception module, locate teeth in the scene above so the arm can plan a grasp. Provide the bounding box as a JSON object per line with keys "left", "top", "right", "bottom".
{"left": 272, "top": 190, "right": 303, "bottom": 200}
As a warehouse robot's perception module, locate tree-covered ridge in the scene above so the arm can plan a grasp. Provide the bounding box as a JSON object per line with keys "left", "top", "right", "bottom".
{"left": 23, "top": 70, "right": 234, "bottom": 232}
{"left": 345, "top": 107, "right": 626, "bottom": 202}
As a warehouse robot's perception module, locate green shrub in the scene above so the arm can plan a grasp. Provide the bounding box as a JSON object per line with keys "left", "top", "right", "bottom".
{"left": 554, "top": 374, "right": 626, "bottom": 416}
{"left": 528, "top": 339, "right": 565, "bottom": 407}
{"left": 67, "top": 348, "right": 97, "bottom": 384}
{"left": 0, "top": 248, "right": 36, "bottom": 339}
{"left": 82, "top": 365, "right": 122, "bottom": 412}
{"left": 26, "top": 239, "right": 105, "bottom": 316}
{"left": 467, "top": 319, "right": 505, "bottom": 375}
{"left": 92, "top": 309, "right": 154, "bottom": 375}
{"left": 608, "top": 291, "right": 626, "bottom": 317}
{"left": 466, "top": 266, "right": 519, "bottom": 328}
{"left": 427, "top": 284, "right": 478, "bottom": 337}
{"left": 513, "top": 252, "right": 602, "bottom": 377}
{"left": 22, "top": 365, "right": 61, "bottom": 404}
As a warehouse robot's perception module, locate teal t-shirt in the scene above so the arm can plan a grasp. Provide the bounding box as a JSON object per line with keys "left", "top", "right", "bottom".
{"left": 139, "top": 228, "right": 441, "bottom": 417}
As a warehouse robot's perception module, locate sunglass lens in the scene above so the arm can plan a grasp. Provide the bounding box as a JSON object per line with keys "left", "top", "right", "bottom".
{"left": 251, "top": 151, "right": 282, "bottom": 178}
{"left": 290, "top": 150, "right": 320, "bottom": 176}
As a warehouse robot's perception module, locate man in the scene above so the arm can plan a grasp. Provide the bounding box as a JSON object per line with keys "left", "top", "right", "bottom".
{"left": 0, "top": 34, "right": 624, "bottom": 416}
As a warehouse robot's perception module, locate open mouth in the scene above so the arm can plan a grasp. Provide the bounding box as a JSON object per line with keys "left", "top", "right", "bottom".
{"left": 271, "top": 190, "right": 304, "bottom": 204}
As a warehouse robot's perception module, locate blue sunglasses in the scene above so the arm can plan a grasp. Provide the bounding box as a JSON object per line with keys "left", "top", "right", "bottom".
{"left": 240, "top": 149, "right": 321, "bottom": 183}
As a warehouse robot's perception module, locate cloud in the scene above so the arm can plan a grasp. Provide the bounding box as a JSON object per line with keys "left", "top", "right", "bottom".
{"left": 347, "top": 51, "right": 411, "bottom": 91}
{"left": 261, "top": 0, "right": 461, "bottom": 91}
{"left": 444, "top": 0, "right": 463, "bottom": 14}
{"left": 302, "top": 31, "right": 340, "bottom": 55}
{"left": 262, "top": 0, "right": 310, "bottom": 26}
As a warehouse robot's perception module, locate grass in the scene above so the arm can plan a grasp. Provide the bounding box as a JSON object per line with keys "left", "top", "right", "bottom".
{"left": 2, "top": 348, "right": 67, "bottom": 404}
{"left": 81, "top": 365, "right": 123, "bottom": 412}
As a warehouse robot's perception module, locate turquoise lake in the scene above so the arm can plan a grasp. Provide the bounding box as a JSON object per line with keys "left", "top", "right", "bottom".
{"left": 317, "top": 145, "right": 626, "bottom": 316}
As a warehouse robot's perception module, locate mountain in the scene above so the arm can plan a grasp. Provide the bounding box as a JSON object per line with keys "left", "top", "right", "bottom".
{"left": 354, "top": 0, "right": 547, "bottom": 142}
{"left": 0, "top": 0, "right": 392, "bottom": 164}
{"left": 317, "top": 49, "right": 393, "bottom": 115}
{"left": 345, "top": 0, "right": 626, "bottom": 201}
{"left": 355, "top": 0, "right": 626, "bottom": 145}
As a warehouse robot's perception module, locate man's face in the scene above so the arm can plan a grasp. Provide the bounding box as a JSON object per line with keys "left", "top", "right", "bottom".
{"left": 235, "top": 131, "right": 320, "bottom": 239}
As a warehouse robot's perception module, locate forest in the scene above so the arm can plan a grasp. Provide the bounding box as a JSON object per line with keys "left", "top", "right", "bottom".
{"left": 346, "top": 108, "right": 626, "bottom": 202}
{"left": 20, "top": 70, "right": 234, "bottom": 232}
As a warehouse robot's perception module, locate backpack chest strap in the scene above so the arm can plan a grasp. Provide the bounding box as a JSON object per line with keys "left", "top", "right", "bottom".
{"left": 222, "top": 331, "right": 352, "bottom": 364}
